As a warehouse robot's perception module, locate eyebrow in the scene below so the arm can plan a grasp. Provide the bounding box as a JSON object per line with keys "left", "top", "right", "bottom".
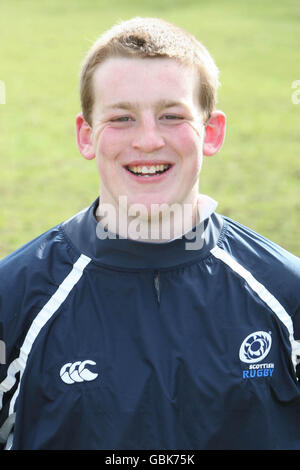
{"left": 103, "top": 100, "right": 187, "bottom": 112}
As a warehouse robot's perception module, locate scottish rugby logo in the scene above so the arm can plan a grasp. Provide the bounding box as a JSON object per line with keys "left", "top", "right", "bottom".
{"left": 239, "top": 331, "right": 272, "bottom": 363}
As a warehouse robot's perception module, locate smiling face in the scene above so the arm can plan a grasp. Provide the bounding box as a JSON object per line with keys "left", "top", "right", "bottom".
{"left": 95, "top": 57, "right": 205, "bottom": 210}
{"left": 76, "top": 56, "right": 225, "bottom": 215}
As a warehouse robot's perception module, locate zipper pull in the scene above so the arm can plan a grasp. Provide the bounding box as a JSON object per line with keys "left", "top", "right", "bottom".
{"left": 154, "top": 271, "right": 160, "bottom": 304}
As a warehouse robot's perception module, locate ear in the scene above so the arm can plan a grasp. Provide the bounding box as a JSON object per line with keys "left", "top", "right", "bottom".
{"left": 203, "top": 111, "right": 226, "bottom": 156}
{"left": 75, "top": 112, "right": 95, "bottom": 160}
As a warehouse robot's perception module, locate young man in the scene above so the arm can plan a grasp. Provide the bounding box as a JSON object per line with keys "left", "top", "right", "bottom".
{"left": 0, "top": 17, "right": 300, "bottom": 450}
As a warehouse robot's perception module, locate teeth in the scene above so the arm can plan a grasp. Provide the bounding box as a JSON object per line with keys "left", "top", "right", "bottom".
{"left": 127, "top": 164, "right": 170, "bottom": 175}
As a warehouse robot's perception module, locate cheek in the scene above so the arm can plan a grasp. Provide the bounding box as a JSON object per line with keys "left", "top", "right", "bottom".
{"left": 95, "top": 127, "right": 128, "bottom": 162}
{"left": 168, "top": 123, "right": 202, "bottom": 159}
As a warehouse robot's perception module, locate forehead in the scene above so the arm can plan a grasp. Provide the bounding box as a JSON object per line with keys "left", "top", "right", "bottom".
{"left": 92, "top": 57, "right": 199, "bottom": 109}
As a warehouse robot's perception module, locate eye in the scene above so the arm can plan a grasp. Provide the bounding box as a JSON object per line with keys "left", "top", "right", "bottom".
{"left": 111, "top": 116, "right": 132, "bottom": 122}
{"left": 161, "top": 114, "right": 184, "bottom": 121}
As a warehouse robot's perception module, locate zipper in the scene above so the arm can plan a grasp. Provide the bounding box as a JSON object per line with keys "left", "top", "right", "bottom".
{"left": 154, "top": 271, "right": 160, "bottom": 304}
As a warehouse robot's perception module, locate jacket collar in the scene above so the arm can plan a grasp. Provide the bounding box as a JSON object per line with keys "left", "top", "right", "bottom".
{"left": 61, "top": 196, "right": 223, "bottom": 270}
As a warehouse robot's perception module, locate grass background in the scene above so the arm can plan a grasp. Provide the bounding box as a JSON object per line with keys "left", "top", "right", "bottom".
{"left": 0, "top": 0, "right": 299, "bottom": 258}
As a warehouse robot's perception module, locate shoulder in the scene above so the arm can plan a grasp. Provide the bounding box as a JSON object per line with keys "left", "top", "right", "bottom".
{"left": 215, "top": 214, "right": 300, "bottom": 314}
{"left": 0, "top": 224, "right": 75, "bottom": 282}
{"left": 0, "top": 224, "right": 81, "bottom": 328}
{"left": 0, "top": 200, "right": 97, "bottom": 306}
{"left": 219, "top": 215, "right": 300, "bottom": 271}
{"left": 0, "top": 217, "right": 93, "bottom": 382}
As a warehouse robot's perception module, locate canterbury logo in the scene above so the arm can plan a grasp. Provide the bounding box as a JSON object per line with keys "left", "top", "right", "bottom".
{"left": 60, "top": 360, "right": 98, "bottom": 384}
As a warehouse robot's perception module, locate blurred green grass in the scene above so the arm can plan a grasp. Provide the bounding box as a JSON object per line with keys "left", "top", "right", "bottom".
{"left": 0, "top": 0, "right": 299, "bottom": 258}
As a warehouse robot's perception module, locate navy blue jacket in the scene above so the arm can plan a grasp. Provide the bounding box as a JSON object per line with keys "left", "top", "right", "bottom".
{"left": 1, "top": 198, "right": 300, "bottom": 450}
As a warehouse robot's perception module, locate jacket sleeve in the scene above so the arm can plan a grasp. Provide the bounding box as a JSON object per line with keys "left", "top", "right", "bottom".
{"left": 0, "top": 227, "right": 66, "bottom": 449}
{"left": 0, "top": 264, "right": 24, "bottom": 449}
{"left": 0, "top": 225, "right": 80, "bottom": 449}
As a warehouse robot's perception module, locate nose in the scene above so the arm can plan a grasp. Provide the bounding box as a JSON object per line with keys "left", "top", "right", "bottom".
{"left": 131, "top": 116, "right": 165, "bottom": 153}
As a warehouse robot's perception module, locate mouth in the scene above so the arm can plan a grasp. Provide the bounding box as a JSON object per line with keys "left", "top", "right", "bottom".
{"left": 124, "top": 163, "right": 172, "bottom": 178}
